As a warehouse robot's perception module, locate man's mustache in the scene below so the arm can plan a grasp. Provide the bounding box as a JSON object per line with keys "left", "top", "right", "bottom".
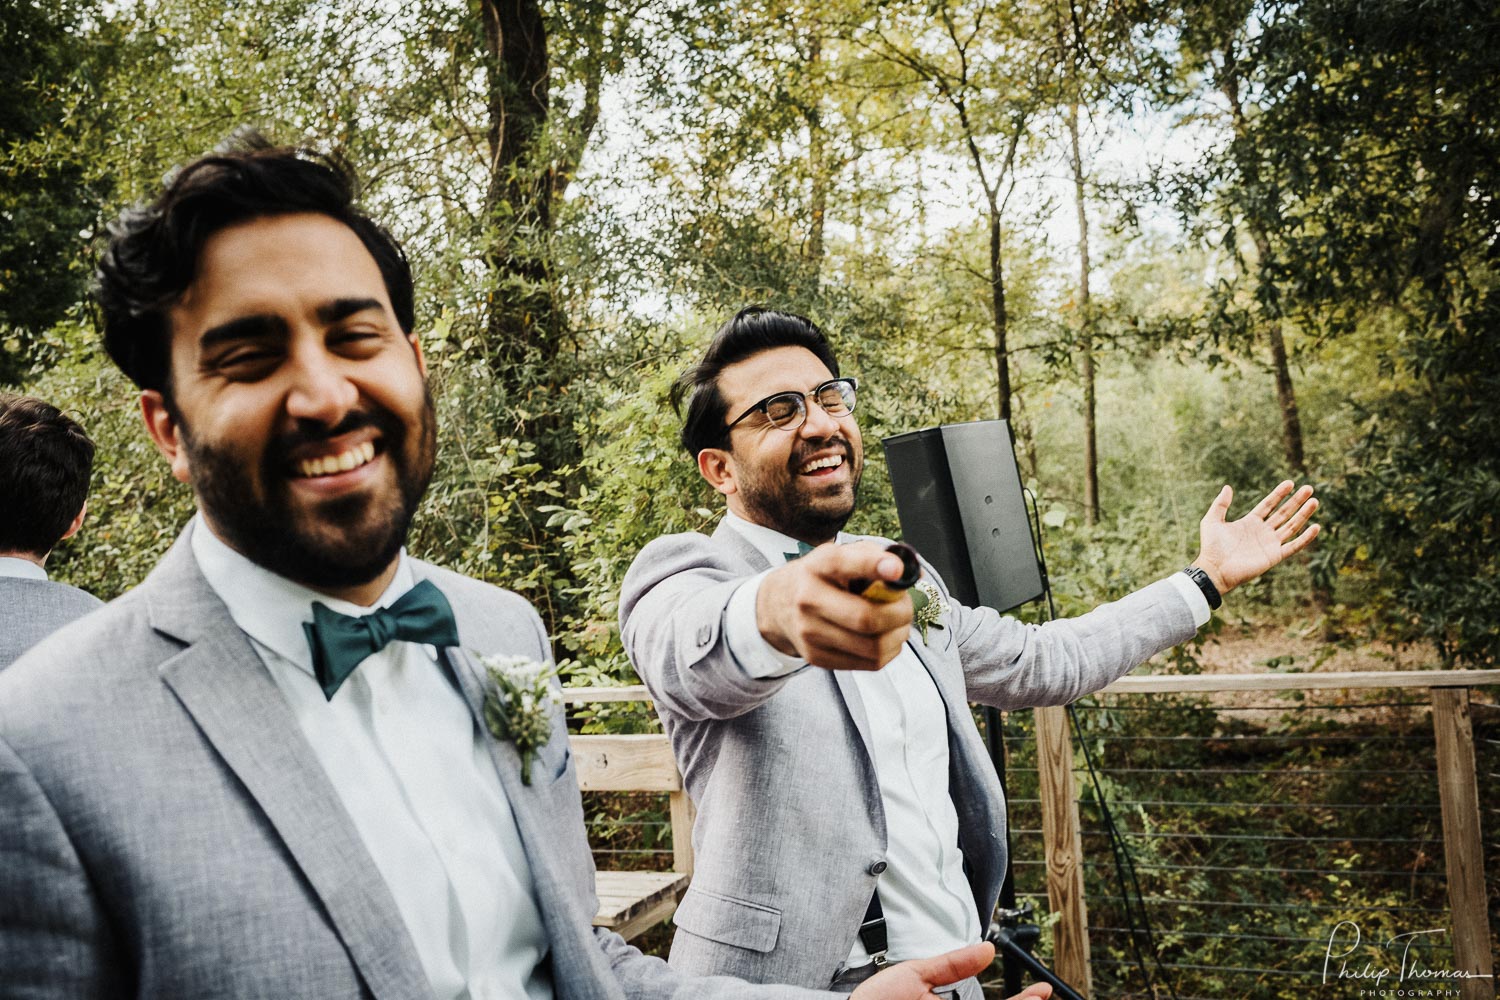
{"left": 789, "top": 436, "right": 854, "bottom": 470}
{"left": 269, "top": 409, "right": 404, "bottom": 463}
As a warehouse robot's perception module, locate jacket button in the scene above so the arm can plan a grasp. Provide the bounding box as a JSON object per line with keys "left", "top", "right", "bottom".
{"left": 696, "top": 625, "right": 712, "bottom": 647}
{"left": 868, "top": 860, "right": 887, "bottom": 875}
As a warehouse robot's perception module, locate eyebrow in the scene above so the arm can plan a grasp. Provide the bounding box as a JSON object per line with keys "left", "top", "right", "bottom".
{"left": 200, "top": 314, "right": 288, "bottom": 350}
{"left": 316, "top": 297, "right": 385, "bottom": 324}
{"left": 198, "top": 298, "right": 386, "bottom": 351}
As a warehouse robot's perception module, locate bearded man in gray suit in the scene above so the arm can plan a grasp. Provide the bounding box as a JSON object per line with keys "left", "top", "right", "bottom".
{"left": 619, "top": 308, "right": 1323, "bottom": 995}
{"left": 0, "top": 392, "right": 102, "bottom": 666}
{"left": 0, "top": 143, "right": 1020, "bottom": 1000}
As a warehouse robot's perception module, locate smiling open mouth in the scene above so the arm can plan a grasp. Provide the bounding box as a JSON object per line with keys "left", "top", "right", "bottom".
{"left": 296, "top": 441, "right": 377, "bottom": 478}
{"left": 798, "top": 454, "right": 844, "bottom": 474}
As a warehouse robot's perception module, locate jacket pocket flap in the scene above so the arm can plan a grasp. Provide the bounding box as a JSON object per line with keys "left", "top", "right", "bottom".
{"left": 673, "top": 885, "right": 782, "bottom": 954}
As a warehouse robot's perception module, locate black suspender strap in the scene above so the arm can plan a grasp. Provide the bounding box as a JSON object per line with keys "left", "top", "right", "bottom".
{"left": 858, "top": 890, "right": 889, "bottom": 968}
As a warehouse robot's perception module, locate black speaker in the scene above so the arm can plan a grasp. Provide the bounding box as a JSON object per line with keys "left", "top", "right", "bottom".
{"left": 882, "top": 420, "right": 1045, "bottom": 612}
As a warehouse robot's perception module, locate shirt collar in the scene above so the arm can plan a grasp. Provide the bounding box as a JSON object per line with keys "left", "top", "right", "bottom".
{"left": 0, "top": 556, "right": 47, "bottom": 581}
{"left": 189, "top": 513, "right": 416, "bottom": 676}
{"left": 722, "top": 511, "right": 849, "bottom": 564}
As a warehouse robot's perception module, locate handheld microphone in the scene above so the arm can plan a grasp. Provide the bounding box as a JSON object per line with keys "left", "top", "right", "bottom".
{"left": 848, "top": 543, "right": 921, "bottom": 602}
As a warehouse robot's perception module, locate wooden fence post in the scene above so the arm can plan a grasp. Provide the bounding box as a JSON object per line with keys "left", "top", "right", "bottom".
{"left": 1035, "top": 705, "right": 1092, "bottom": 995}
{"left": 1431, "top": 686, "right": 1495, "bottom": 1000}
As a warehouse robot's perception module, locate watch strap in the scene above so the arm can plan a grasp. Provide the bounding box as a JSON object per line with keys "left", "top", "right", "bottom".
{"left": 1182, "top": 566, "right": 1223, "bottom": 611}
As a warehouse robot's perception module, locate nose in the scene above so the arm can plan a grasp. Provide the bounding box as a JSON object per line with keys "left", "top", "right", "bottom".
{"left": 799, "top": 393, "right": 843, "bottom": 438}
{"left": 284, "top": 344, "right": 359, "bottom": 427}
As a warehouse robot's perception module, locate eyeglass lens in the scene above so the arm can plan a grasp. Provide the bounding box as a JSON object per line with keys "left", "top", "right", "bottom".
{"left": 765, "top": 381, "right": 855, "bottom": 428}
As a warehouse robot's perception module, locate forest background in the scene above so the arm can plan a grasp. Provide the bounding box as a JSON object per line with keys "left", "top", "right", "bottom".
{"left": 3, "top": 0, "right": 1497, "bottom": 991}
{"left": 5, "top": 0, "right": 1497, "bottom": 671}
{"left": 5, "top": 1, "right": 1494, "bottom": 671}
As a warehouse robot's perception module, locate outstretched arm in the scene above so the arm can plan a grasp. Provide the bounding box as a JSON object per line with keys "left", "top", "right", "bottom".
{"left": 1191, "top": 481, "right": 1320, "bottom": 595}
{"left": 954, "top": 480, "right": 1322, "bottom": 710}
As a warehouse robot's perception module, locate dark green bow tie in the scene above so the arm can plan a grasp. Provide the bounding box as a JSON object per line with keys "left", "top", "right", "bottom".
{"left": 783, "top": 541, "right": 816, "bottom": 561}
{"left": 302, "top": 579, "right": 460, "bottom": 700}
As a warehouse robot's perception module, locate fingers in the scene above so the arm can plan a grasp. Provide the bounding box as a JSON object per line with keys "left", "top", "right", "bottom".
{"left": 1010, "top": 985, "right": 1054, "bottom": 1000}
{"left": 1280, "top": 520, "right": 1321, "bottom": 558}
{"left": 1274, "top": 492, "right": 1318, "bottom": 537}
{"left": 1249, "top": 480, "right": 1296, "bottom": 520}
{"left": 1201, "top": 484, "right": 1233, "bottom": 524}
{"left": 761, "top": 542, "right": 916, "bottom": 671}
{"left": 901, "top": 941, "right": 996, "bottom": 989}
{"left": 797, "top": 602, "right": 912, "bottom": 671}
{"left": 808, "top": 541, "right": 911, "bottom": 590}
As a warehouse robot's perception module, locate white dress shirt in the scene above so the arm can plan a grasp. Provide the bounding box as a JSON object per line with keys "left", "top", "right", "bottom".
{"left": 0, "top": 557, "right": 47, "bottom": 580}
{"left": 192, "top": 516, "right": 553, "bottom": 1000}
{"left": 720, "top": 512, "right": 1209, "bottom": 967}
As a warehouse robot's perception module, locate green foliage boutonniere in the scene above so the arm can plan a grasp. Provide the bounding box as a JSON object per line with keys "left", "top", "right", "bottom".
{"left": 910, "top": 582, "right": 949, "bottom": 644}
{"left": 478, "top": 653, "right": 561, "bottom": 785}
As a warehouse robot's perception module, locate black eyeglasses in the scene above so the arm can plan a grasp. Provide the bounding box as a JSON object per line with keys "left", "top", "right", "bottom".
{"left": 726, "top": 378, "right": 859, "bottom": 432}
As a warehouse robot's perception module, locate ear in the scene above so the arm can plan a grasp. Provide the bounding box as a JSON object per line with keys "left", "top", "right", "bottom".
{"left": 60, "top": 501, "right": 87, "bottom": 541}
{"left": 697, "top": 447, "right": 738, "bottom": 498}
{"left": 141, "top": 391, "right": 193, "bottom": 484}
{"left": 407, "top": 331, "right": 428, "bottom": 378}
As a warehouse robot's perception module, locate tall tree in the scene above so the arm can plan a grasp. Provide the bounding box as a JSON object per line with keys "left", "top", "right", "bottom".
{"left": 857, "top": 0, "right": 1049, "bottom": 422}
{"left": 475, "top": 0, "right": 619, "bottom": 474}
{"left": 1244, "top": 0, "right": 1500, "bottom": 663}
{"left": 1176, "top": 1, "right": 1310, "bottom": 477}
{"left": 0, "top": 0, "right": 113, "bottom": 381}
{"left": 1049, "top": 0, "right": 1100, "bottom": 522}
{"left": 1044, "top": 0, "right": 1175, "bottom": 524}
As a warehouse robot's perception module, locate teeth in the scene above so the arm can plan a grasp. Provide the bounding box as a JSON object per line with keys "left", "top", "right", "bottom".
{"left": 799, "top": 455, "right": 843, "bottom": 474}
{"left": 298, "top": 441, "right": 376, "bottom": 478}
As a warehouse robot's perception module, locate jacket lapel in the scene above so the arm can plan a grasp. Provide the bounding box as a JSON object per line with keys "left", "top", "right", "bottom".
{"left": 712, "top": 520, "right": 881, "bottom": 775}
{"left": 905, "top": 634, "right": 972, "bottom": 745}
{"left": 435, "top": 580, "right": 620, "bottom": 1000}
{"left": 148, "top": 529, "right": 429, "bottom": 1000}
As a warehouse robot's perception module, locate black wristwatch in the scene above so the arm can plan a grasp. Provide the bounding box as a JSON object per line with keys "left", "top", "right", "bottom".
{"left": 1182, "top": 566, "right": 1223, "bottom": 611}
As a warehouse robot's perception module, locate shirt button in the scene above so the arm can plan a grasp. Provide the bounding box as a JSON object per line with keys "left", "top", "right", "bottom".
{"left": 869, "top": 860, "right": 888, "bottom": 875}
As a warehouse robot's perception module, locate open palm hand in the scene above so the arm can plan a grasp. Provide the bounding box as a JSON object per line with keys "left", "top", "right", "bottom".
{"left": 1193, "top": 481, "right": 1320, "bottom": 594}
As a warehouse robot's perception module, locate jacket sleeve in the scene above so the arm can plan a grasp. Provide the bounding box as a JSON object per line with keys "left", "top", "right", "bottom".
{"left": 0, "top": 734, "right": 123, "bottom": 1000}
{"left": 947, "top": 575, "right": 1199, "bottom": 709}
{"left": 619, "top": 532, "right": 796, "bottom": 722}
{"left": 594, "top": 927, "right": 839, "bottom": 1000}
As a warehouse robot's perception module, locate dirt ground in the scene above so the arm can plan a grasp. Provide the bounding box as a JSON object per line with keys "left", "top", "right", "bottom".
{"left": 1194, "top": 618, "right": 1441, "bottom": 674}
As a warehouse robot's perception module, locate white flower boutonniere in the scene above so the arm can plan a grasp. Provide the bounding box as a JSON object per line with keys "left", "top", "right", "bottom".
{"left": 910, "top": 582, "right": 949, "bottom": 644}
{"left": 477, "top": 653, "right": 562, "bottom": 785}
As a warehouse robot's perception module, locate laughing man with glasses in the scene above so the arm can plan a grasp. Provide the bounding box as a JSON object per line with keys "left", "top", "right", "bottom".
{"left": 618, "top": 306, "right": 1322, "bottom": 997}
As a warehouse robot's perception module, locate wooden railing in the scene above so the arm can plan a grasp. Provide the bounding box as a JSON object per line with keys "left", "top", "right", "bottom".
{"left": 1042, "top": 669, "right": 1500, "bottom": 1000}
{"left": 566, "top": 670, "right": 1499, "bottom": 998}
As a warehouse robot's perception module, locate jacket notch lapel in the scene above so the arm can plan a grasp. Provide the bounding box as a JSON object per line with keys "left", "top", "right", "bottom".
{"left": 715, "top": 521, "right": 886, "bottom": 811}
{"left": 150, "top": 531, "right": 428, "bottom": 1000}
{"left": 440, "top": 643, "right": 623, "bottom": 1000}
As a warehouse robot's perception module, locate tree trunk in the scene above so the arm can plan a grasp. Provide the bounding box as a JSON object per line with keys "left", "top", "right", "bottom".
{"left": 805, "top": 34, "right": 826, "bottom": 281}
{"left": 478, "top": 0, "right": 579, "bottom": 473}
{"left": 1222, "top": 69, "right": 1307, "bottom": 480}
{"left": 1264, "top": 315, "right": 1306, "bottom": 477}
{"left": 989, "top": 206, "right": 1012, "bottom": 422}
{"left": 1224, "top": 63, "right": 1327, "bottom": 626}
{"left": 1066, "top": 101, "right": 1100, "bottom": 525}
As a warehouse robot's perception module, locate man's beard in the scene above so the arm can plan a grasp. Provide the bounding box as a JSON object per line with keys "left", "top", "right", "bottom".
{"left": 736, "top": 435, "right": 862, "bottom": 543}
{"left": 183, "top": 394, "right": 436, "bottom": 590}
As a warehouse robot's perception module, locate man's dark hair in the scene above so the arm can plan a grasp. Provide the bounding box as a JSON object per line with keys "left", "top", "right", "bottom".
{"left": 0, "top": 394, "right": 95, "bottom": 557}
{"left": 672, "top": 307, "right": 840, "bottom": 457}
{"left": 95, "top": 132, "right": 414, "bottom": 395}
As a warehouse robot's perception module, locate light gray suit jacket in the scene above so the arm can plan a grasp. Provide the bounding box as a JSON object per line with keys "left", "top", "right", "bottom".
{"left": 0, "top": 575, "right": 104, "bottom": 667}
{"left": 0, "top": 524, "right": 831, "bottom": 1000}
{"left": 619, "top": 521, "right": 1198, "bottom": 989}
